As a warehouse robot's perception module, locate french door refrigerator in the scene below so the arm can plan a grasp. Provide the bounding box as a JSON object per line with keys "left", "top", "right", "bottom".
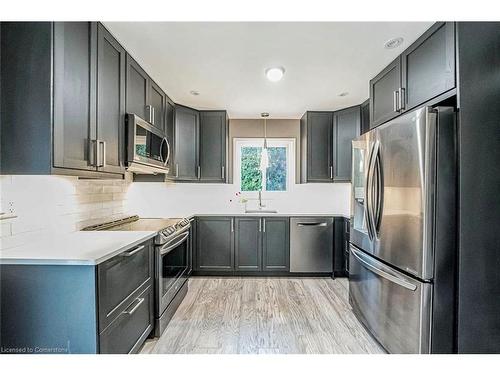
{"left": 349, "top": 106, "right": 457, "bottom": 354}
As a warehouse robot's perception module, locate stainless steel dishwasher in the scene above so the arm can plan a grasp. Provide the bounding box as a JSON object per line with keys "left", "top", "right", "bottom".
{"left": 290, "top": 217, "right": 334, "bottom": 273}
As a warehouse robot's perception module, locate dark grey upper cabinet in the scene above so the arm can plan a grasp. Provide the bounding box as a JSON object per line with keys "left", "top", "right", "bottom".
{"left": 196, "top": 217, "right": 234, "bottom": 272}
{"left": 1, "top": 22, "right": 122, "bottom": 178}
{"left": 234, "top": 217, "right": 262, "bottom": 271}
{"left": 360, "top": 99, "right": 370, "bottom": 134}
{"left": 53, "top": 22, "right": 96, "bottom": 172}
{"left": 262, "top": 217, "right": 290, "bottom": 272}
{"left": 149, "top": 81, "right": 166, "bottom": 131}
{"left": 174, "top": 105, "right": 199, "bottom": 180}
{"left": 332, "top": 106, "right": 360, "bottom": 181}
{"left": 369, "top": 22, "right": 456, "bottom": 129}
{"left": 401, "top": 22, "right": 455, "bottom": 111}
{"left": 369, "top": 56, "right": 401, "bottom": 128}
{"left": 199, "top": 111, "right": 228, "bottom": 182}
{"left": 300, "top": 111, "right": 333, "bottom": 183}
{"left": 125, "top": 55, "right": 148, "bottom": 122}
{"left": 125, "top": 54, "right": 165, "bottom": 131}
{"left": 96, "top": 23, "right": 126, "bottom": 174}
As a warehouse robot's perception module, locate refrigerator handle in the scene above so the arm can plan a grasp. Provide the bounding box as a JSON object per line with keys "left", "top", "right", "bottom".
{"left": 368, "top": 141, "right": 380, "bottom": 239}
{"left": 364, "top": 142, "right": 375, "bottom": 240}
{"left": 373, "top": 144, "right": 384, "bottom": 233}
{"left": 350, "top": 245, "right": 417, "bottom": 291}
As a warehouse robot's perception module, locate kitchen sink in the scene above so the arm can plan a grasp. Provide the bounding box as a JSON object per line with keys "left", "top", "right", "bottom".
{"left": 245, "top": 209, "right": 278, "bottom": 214}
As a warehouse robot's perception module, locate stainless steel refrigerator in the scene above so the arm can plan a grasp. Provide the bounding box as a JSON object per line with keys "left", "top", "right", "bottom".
{"left": 349, "top": 106, "right": 457, "bottom": 354}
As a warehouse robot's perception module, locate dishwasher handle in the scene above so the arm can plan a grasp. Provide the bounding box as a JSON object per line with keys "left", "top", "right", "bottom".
{"left": 296, "top": 222, "right": 328, "bottom": 227}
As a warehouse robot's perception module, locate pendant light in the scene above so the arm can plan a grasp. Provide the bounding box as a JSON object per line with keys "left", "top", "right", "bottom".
{"left": 259, "top": 112, "right": 270, "bottom": 172}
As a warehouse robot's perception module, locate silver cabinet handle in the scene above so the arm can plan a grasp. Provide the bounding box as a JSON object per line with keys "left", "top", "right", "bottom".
{"left": 120, "top": 245, "right": 145, "bottom": 257}
{"left": 221, "top": 166, "right": 225, "bottom": 180}
{"left": 262, "top": 218, "right": 266, "bottom": 232}
{"left": 123, "top": 297, "right": 145, "bottom": 315}
{"left": 231, "top": 218, "right": 234, "bottom": 232}
{"left": 146, "top": 105, "right": 153, "bottom": 124}
{"left": 330, "top": 166, "right": 333, "bottom": 179}
{"left": 90, "top": 139, "right": 99, "bottom": 167}
{"left": 398, "top": 88, "right": 405, "bottom": 111}
{"left": 259, "top": 219, "right": 262, "bottom": 232}
{"left": 197, "top": 165, "right": 201, "bottom": 179}
{"left": 152, "top": 106, "right": 155, "bottom": 125}
{"left": 100, "top": 140, "right": 106, "bottom": 168}
{"left": 393, "top": 90, "right": 399, "bottom": 112}
{"left": 175, "top": 163, "right": 179, "bottom": 178}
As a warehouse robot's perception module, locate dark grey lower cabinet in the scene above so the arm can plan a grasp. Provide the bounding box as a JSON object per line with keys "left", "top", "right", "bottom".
{"left": 333, "top": 218, "right": 349, "bottom": 277}
{"left": 0, "top": 239, "right": 154, "bottom": 354}
{"left": 262, "top": 217, "right": 290, "bottom": 272}
{"left": 196, "top": 216, "right": 234, "bottom": 272}
{"left": 194, "top": 216, "right": 290, "bottom": 274}
{"left": 235, "top": 217, "right": 262, "bottom": 271}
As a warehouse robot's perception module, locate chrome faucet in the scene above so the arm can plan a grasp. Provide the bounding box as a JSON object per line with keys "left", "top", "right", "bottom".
{"left": 258, "top": 190, "right": 266, "bottom": 209}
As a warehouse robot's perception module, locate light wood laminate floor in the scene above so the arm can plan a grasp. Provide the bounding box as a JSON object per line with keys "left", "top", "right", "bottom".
{"left": 140, "top": 277, "right": 385, "bottom": 354}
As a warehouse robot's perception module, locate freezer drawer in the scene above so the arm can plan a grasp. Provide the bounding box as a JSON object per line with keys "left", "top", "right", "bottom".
{"left": 290, "top": 217, "right": 333, "bottom": 273}
{"left": 349, "top": 244, "right": 432, "bottom": 353}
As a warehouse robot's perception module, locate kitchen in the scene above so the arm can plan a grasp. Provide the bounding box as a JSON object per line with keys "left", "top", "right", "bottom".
{"left": 0, "top": 3, "right": 499, "bottom": 369}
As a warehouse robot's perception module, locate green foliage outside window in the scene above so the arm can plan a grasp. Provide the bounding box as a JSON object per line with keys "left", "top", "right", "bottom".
{"left": 266, "top": 147, "right": 287, "bottom": 191}
{"left": 241, "top": 147, "right": 262, "bottom": 191}
{"left": 240, "top": 146, "right": 287, "bottom": 192}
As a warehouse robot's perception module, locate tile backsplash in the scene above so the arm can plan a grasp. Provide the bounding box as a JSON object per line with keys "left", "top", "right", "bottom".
{"left": 0, "top": 175, "right": 132, "bottom": 250}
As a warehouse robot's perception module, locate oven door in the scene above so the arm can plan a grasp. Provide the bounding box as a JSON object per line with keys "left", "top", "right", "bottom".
{"left": 155, "top": 230, "right": 189, "bottom": 316}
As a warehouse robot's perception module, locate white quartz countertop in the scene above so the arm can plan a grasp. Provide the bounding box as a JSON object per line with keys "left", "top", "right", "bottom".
{"left": 0, "top": 231, "right": 156, "bottom": 266}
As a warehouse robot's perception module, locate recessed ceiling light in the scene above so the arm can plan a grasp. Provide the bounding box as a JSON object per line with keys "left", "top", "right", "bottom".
{"left": 384, "top": 37, "right": 404, "bottom": 49}
{"left": 339, "top": 92, "right": 349, "bottom": 97}
{"left": 190, "top": 90, "right": 200, "bottom": 96}
{"left": 265, "top": 67, "right": 285, "bottom": 82}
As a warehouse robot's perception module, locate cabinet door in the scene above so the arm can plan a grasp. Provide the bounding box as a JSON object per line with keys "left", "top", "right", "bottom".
{"left": 53, "top": 22, "right": 96, "bottom": 171}
{"left": 401, "top": 22, "right": 455, "bottom": 111}
{"left": 174, "top": 106, "right": 199, "bottom": 180}
{"left": 199, "top": 111, "right": 227, "bottom": 182}
{"left": 126, "top": 54, "right": 148, "bottom": 121}
{"left": 369, "top": 56, "right": 401, "bottom": 128}
{"left": 196, "top": 217, "right": 234, "bottom": 271}
{"left": 332, "top": 106, "right": 360, "bottom": 181}
{"left": 307, "top": 112, "right": 333, "bottom": 182}
{"left": 360, "top": 99, "right": 370, "bottom": 135}
{"left": 149, "top": 80, "right": 166, "bottom": 131}
{"left": 234, "top": 217, "right": 261, "bottom": 271}
{"left": 96, "top": 23, "right": 126, "bottom": 175}
{"left": 262, "top": 217, "right": 290, "bottom": 272}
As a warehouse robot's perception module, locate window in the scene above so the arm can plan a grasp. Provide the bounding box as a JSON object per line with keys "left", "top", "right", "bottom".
{"left": 234, "top": 138, "right": 295, "bottom": 193}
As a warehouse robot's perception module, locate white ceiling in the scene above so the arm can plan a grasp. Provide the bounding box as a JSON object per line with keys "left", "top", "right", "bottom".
{"left": 105, "top": 22, "right": 433, "bottom": 119}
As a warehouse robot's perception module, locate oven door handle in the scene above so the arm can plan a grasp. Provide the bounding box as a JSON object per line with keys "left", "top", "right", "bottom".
{"left": 160, "top": 231, "right": 190, "bottom": 255}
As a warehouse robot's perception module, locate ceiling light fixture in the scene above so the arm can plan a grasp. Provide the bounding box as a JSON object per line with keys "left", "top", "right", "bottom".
{"left": 384, "top": 37, "right": 404, "bottom": 49}
{"left": 190, "top": 90, "right": 200, "bottom": 96}
{"left": 265, "top": 67, "right": 285, "bottom": 82}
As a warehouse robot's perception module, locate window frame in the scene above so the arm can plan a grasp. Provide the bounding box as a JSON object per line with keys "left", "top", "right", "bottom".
{"left": 233, "top": 137, "right": 296, "bottom": 195}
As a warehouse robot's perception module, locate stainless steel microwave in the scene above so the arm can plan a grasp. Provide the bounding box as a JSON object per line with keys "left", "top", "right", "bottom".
{"left": 126, "top": 114, "right": 170, "bottom": 174}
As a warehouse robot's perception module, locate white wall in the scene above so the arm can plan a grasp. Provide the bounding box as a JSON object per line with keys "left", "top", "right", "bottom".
{"left": 0, "top": 175, "right": 132, "bottom": 250}
{"left": 125, "top": 181, "right": 351, "bottom": 218}
{"left": 0, "top": 175, "right": 350, "bottom": 250}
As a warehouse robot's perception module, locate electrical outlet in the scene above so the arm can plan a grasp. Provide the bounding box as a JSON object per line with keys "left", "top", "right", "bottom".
{"left": 8, "top": 201, "right": 15, "bottom": 215}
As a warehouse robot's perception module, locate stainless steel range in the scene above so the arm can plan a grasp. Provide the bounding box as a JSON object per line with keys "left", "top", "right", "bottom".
{"left": 84, "top": 215, "right": 192, "bottom": 337}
